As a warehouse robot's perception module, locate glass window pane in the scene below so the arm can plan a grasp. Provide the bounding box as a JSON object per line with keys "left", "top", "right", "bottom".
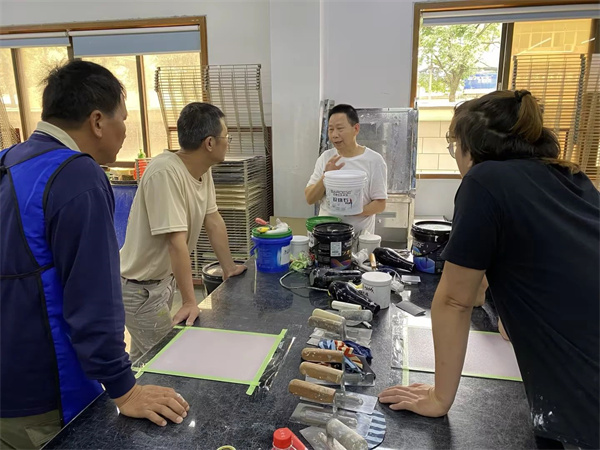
{"left": 0, "top": 48, "right": 22, "bottom": 140}
{"left": 143, "top": 53, "right": 201, "bottom": 155}
{"left": 416, "top": 23, "right": 502, "bottom": 174}
{"left": 84, "top": 56, "right": 143, "bottom": 161}
{"left": 19, "top": 46, "right": 68, "bottom": 137}
{"left": 509, "top": 19, "right": 593, "bottom": 88}
{"left": 509, "top": 19, "right": 595, "bottom": 171}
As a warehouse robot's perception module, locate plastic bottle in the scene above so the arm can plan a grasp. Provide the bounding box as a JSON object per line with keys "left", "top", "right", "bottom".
{"left": 272, "top": 428, "right": 292, "bottom": 450}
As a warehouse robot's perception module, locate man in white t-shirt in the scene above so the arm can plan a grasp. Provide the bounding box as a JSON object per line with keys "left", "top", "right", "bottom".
{"left": 120, "top": 103, "right": 247, "bottom": 362}
{"left": 305, "top": 104, "right": 388, "bottom": 235}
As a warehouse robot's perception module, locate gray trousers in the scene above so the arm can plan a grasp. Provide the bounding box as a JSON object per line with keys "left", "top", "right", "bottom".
{"left": 121, "top": 276, "right": 176, "bottom": 363}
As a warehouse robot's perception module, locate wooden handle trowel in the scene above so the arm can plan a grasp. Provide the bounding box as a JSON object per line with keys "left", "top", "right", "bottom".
{"left": 300, "top": 361, "right": 344, "bottom": 384}
{"left": 289, "top": 379, "right": 336, "bottom": 404}
{"left": 300, "top": 349, "right": 375, "bottom": 385}
{"left": 308, "top": 316, "right": 347, "bottom": 340}
{"left": 288, "top": 379, "right": 376, "bottom": 414}
{"left": 301, "top": 348, "right": 345, "bottom": 363}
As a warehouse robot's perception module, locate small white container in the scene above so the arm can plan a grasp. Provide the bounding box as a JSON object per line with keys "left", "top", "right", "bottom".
{"left": 361, "top": 271, "right": 392, "bottom": 309}
{"left": 290, "top": 235, "right": 310, "bottom": 259}
{"left": 358, "top": 234, "right": 381, "bottom": 255}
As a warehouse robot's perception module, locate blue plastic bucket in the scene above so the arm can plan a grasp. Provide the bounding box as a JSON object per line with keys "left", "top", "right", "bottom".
{"left": 251, "top": 235, "right": 293, "bottom": 273}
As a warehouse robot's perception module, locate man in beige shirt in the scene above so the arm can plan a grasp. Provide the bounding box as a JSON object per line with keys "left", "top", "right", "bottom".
{"left": 120, "top": 103, "right": 246, "bottom": 362}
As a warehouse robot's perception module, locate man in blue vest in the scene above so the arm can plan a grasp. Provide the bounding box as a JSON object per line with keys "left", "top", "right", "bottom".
{"left": 0, "top": 61, "right": 189, "bottom": 449}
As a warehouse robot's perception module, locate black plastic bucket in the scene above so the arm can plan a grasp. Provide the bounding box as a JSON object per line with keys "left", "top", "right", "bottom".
{"left": 411, "top": 221, "right": 452, "bottom": 274}
{"left": 201, "top": 262, "right": 224, "bottom": 294}
{"left": 312, "top": 223, "right": 355, "bottom": 268}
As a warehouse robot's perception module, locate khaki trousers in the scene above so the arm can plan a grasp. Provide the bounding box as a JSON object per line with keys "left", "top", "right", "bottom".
{"left": 121, "top": 276, "right": 176, "bottom": 363}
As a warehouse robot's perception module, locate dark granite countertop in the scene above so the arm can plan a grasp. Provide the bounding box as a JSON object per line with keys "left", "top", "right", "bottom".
{"left": 45, "top": 263, "right": 536, "bottom": 449}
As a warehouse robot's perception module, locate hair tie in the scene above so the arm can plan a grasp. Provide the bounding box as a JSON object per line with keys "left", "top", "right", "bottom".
{"left": 515, "top": 90, "right": 531, "bottom": 103}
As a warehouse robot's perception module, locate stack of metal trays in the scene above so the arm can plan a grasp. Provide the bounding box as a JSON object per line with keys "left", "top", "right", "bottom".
{"left": 190, "top": 155, "right": 268, "bottom": 278}
{"left": 203, "top": 64, "right": 273, "bottom": 218}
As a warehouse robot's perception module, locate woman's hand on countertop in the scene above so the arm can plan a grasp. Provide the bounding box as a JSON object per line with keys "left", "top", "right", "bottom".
{"left": 378, "top": 383, "right": 450, "bottom": 417}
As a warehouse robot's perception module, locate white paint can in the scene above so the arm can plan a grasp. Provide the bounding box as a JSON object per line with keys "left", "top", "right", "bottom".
{"left": 358, "top": 234, "right": 381, "bottom": 255}
{"left": 361, "top": 271, "right": 392, "bottom": 309}
{"left": 323, "top": 170, "right": 367, "bottom": 216}
{"left": 290, "top": 235, "right": 310, "bottom": 259}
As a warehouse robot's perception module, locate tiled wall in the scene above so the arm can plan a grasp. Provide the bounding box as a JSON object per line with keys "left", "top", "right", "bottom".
{"left": 416, "top": 107, "right": 458, "bottom": 173}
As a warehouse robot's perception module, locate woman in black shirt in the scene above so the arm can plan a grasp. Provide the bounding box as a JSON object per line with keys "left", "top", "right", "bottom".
{"left": 379, "top": 90, "right": 599, "bottom": 449}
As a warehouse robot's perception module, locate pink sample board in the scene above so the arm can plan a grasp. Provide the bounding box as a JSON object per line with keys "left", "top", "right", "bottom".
{"left": 404, "top": 325, "right": 522, "bottom": 382}
{"left": 141, "top": 327, "right": 287, "bottom": 394}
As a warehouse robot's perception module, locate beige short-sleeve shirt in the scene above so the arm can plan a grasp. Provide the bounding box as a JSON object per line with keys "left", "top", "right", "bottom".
{"left": 120, "top": 151, "right": 218, "bottom": 281}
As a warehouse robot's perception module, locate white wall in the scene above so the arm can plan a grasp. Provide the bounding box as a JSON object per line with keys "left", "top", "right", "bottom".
{"left": 414, "top": 178, "right": 460, "bottom": 218}
{"left": 321, "top": 0, "right": 414, "bottom": 108}
{"left": 0, "top": 0, "right": 273, "bottom": 123}
{"left": 270, "top": 1, "right": 321, "bottom": 218}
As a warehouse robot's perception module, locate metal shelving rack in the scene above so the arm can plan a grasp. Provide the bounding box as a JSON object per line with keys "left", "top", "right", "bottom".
{"left": 188, "top": 155, "right": 268, "bottom": 277}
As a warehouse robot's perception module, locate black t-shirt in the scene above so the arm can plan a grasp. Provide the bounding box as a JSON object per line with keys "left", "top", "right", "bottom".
{"left": 442, "top": 159, "right": 599, "bottom": 449}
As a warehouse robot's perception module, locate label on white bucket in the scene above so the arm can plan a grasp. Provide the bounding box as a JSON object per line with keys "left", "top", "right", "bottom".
{"left": 324, "top": 170, "right": 367, "bottom": 216}
{"left": 326, "top": 187, "right": 363, "bottom": 215}
{"left": 330, "top": 241, "right": 342, "bottom": 257}
{"left": 280, "top": 245, "right": 291, "bottom": 265}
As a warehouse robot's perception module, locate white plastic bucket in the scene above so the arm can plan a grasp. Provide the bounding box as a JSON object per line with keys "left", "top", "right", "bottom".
{"left": 358, "top": 234, "right": 381, "bottom": 255}
{"left": 361, "top": 271, "right": 392, "bottom": 309}
{"left": 323, "top": 170, "right": 367, "bottom": 216}
{"left": 290, "top": 235, "right": 310, "bottom": 259}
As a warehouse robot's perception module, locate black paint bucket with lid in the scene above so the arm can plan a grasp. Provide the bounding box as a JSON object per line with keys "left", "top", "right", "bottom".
{"left": 312, "top": 223, "right": 355, "bottom": 268}
{"left": 201, "top": 260, "right": 246, "bottom": 294}
{"left": 411, "top": 221, "right": 452, "bottom": 274}
{"left": 201, "top": 261, "right": 224, "bottom": 294}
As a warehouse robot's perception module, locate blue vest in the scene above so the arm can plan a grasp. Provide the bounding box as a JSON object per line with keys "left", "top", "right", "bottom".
{"left": 0, "top": 145, "right": 103, "bottom": 424}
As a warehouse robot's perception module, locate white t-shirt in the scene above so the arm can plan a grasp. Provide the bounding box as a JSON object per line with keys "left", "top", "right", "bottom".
{"left": 120, "top": 151, "right": 218, "bottom": 281}
{"left": 306, "top": 147, "right": 388, "bottom": 235}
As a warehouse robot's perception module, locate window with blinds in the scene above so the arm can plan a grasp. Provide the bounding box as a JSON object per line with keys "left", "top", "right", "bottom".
{"left": 155, "top": 64, "right": 267, "bottom": 155}
{"left": 0, "top": 18, "right": 207, "bottom": 160}
{"left": 512, "top": 53, "right": 600, "bottom": 187}
{"left": 578, "top": 54, "right": 600, "bottom": 187}
{"left": 154, "top": 66, "right": 205, "bottom": 150}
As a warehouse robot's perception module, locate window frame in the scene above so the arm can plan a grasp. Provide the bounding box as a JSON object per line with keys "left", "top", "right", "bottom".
{"left": 411, "top": 0, "right": 599, "bottom": 179}
{"left": 0, "top": 17, "right": 208, "bottom": 166}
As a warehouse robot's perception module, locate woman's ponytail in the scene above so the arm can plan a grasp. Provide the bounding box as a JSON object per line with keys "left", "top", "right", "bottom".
{"left": 512, "top": 90, "right": 543, "bottom": 144}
